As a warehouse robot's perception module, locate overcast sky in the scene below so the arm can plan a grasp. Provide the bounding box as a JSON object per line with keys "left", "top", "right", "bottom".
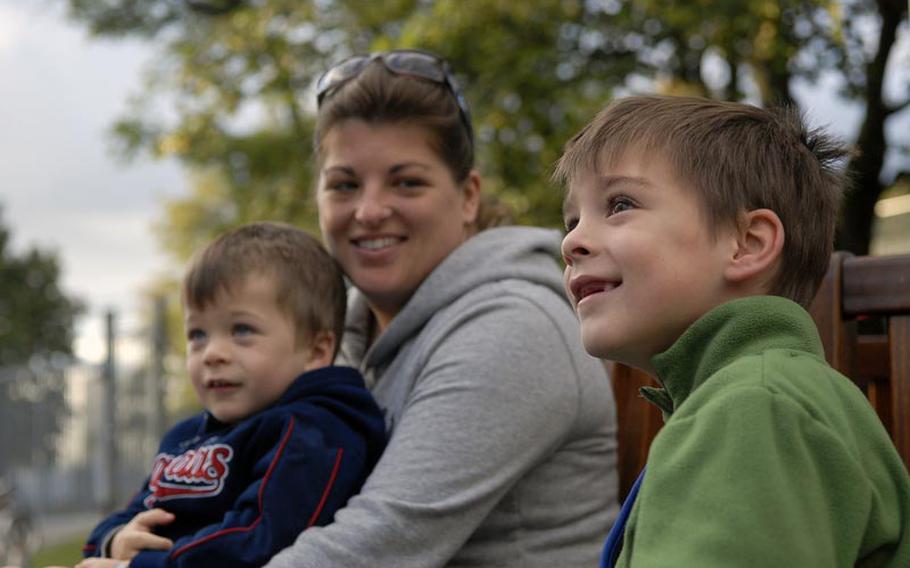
{"left": 1, "top": 1, "right": 907, "bottom": 365}
{"left": 1, "top": 0, "right": 186, "bottom": 363}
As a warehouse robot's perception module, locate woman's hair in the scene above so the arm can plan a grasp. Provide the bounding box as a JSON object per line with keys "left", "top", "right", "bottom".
{"left": 315, "top": 61, "right": 474, "bottom": 183}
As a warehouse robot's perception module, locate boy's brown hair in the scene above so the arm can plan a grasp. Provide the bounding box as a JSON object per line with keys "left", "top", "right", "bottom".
{"left": 183, "top": 222, "right": 346, "bottom": 356}
{"left": 554, "top": 95, "right": 850, "bottom": 307}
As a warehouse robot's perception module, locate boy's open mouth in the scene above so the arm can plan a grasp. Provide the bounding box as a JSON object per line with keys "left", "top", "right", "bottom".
{"left": 570, "top": 276, "right": 619, "bottom": 304}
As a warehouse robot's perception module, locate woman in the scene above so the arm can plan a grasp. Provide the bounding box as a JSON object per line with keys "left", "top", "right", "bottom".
{"left": 266, "top": 50, "right": 618, "bottom": 567}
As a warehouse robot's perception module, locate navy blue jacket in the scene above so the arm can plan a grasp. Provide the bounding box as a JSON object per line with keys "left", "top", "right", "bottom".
{"left": 83, "top": 365, "right": 386, "bottom": 568}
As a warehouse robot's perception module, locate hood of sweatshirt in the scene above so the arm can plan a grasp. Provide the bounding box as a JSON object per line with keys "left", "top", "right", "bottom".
{"left": 339, "top": 226, "right": 569, "bottom": 374}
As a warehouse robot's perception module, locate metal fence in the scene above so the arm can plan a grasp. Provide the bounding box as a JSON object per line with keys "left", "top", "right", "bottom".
{"left": 1, "top": 302, "right": 173, "bottom": 518}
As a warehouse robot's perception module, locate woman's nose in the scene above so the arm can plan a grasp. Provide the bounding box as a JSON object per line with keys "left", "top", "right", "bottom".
{"left": 354, "top": 187, "right": 393, "bottom": 225}
{"left": 561, "top": 222, "right": 592, "bottom": 267}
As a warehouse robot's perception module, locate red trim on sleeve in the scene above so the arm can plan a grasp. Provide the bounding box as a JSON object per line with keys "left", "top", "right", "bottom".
{"left": 306, "top": 448, "right": 344, "bottom": 528}
{"left": 169, "top": 416, "right": 298, "bottom": 559}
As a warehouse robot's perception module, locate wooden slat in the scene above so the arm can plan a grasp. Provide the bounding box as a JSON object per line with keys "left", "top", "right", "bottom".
{"left": 843, "top": 254, "right": 910, "bottom": 317}
{"left": 610, "top": 363, "right": 662, "bottom": 500}
{"left": 890, "top": 316, "right": 910, "bottom": 472}
{"left": 809, "top": 251, "right": 857, "bottom": 376}
{"left": 857, "top": 336, "right": 890, "bottom": 381}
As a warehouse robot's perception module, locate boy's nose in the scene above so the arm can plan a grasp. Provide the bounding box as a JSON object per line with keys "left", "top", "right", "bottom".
{"left": 203, "top": 338, "right": 230, "bottom": 366}
{"left": 561, "top": 226, "right": 591, "bottom": 266}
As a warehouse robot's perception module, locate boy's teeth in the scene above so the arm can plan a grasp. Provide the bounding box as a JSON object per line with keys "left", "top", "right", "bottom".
{"left": 358, "top": 237, "right": 399, "bottom": 250}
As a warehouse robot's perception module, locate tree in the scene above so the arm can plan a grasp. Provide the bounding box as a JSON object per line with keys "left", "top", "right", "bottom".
{"left": 0, "top": 209, "right": 82, "bottom": 365}
{"left": 0, "top": 207, "right": 83, "bottom": 475}
{"left": 619, "top": 0, "right": 909, "bottom": 254}
{"left": 62, "top": 0, "right": 908, "bottom": 258}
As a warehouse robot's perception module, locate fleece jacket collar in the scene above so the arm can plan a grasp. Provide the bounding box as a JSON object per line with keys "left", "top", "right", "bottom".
{"left": 641, "top": 296, "right": 825, "bottom": 417}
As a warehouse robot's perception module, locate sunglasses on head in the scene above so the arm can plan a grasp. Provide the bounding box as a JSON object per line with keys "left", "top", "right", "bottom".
{"left": 315, "top": 49, "right": 474, "bottom": 142}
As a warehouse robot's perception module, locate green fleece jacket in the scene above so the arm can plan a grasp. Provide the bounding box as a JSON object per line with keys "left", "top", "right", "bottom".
{"left": 617, "top": 296, "right": 910, "bottom": 567}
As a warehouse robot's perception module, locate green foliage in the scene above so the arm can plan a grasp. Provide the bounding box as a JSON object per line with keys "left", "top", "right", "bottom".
{"left": 0, "top": 209, "right": 82, "bottom": 365}
{"left": 62, "top": 0, "right": 908, "bottom": 256}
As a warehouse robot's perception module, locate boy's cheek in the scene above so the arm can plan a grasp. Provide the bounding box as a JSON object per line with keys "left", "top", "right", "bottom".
{"left": 562, "top": 278, "right": 575, "bottom": 307}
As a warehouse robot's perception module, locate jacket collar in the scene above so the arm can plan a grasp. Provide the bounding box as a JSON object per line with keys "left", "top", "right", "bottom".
{"left": 641, "top": 296, "right": 825, "bottom": 416}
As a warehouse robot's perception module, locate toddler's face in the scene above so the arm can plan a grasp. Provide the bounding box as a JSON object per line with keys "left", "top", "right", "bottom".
{"left": 561, "top": 153, "right": 737, "bottom": 373}
{"left": 184, "top": 276, "right": 317, "bottom": 424}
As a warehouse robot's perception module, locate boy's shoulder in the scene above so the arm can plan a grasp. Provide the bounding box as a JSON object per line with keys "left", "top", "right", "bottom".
{"left": 661, "top": 296, "right": 875, "bottom": 431}
{"left": 674, "top": 326, "right": 890, "bottom": 464}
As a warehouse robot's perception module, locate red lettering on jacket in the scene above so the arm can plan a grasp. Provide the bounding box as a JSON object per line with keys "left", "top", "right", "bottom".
{"left": 144, "top": 444, "right": 234, "bottom": 507}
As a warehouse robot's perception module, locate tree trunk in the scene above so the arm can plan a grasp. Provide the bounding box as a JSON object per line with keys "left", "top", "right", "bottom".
{"left": 836, "top": 0, "right": 906, "bottom": 254}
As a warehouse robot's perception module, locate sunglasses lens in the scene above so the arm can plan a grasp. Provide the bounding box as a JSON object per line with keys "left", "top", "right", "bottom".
{"left": 316, "top": 56, "right": 369, "bottom": 98}
{"left": 316, "top": 51, "right": 472, "bottom": 140}
{"left": 381, "top": 52, "right": 446, "bottom": 83}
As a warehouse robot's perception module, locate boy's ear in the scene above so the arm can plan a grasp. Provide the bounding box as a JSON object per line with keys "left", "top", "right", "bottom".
{"left": 724, "top": 208, "right": 785, "bottom": 286}
{"left": 304, "top": 330, "right": 337, "bottom": 370}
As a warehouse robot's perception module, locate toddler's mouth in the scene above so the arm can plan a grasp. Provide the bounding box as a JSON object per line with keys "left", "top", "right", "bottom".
{"left": 206, "top": 379, "right": 240, "bottom": 390}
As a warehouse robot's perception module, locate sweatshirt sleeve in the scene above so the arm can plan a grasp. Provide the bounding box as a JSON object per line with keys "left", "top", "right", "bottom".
{"left": 129, "top": 413, "right": 368, "bottom": 568}
{"left": 83, "top": 485, "right": 152, "bottom": 558}
{"left": 266, "top": 293, "right": 585, "bottom": 568}
{"left": 619, "top": 385, "right": 875, "bottom": 567}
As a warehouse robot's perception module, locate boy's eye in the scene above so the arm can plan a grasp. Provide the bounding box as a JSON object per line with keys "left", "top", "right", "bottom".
{"left": 563, "top": 216, "right": 579, "bottom": 233}
{"left": 607, "top": 196, "right": 635, "bottom": 216}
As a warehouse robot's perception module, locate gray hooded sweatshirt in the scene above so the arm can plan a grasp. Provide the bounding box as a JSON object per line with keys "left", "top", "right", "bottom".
{"left": 266, "top": 226, "right": 619, "bottom": 567}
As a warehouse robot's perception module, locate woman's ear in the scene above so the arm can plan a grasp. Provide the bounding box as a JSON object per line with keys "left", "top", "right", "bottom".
{"left": 304, "top": 330, "right": 337, "bottom": 370}
{"left": 724, "top": 208, "right": 785, "bottom": 286}
{"left": 461, "top": 170, "right": 482, "bottom": 226}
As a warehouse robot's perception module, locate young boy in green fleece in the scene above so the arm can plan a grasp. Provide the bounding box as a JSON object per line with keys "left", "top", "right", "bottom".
{"left": 556, "top": 95, "right": 910, "bottom": 567}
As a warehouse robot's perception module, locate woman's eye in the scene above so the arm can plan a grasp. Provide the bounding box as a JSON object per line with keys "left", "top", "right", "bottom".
{"left": 394, "top": 177, "right": 425, "bottom": 190}
{"left": 326, "top": 179, "right": 358, "bottom": 192}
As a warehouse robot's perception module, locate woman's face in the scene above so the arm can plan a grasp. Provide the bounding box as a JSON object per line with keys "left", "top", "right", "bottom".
{"left": 317, "top": 119, "right": 480, "bottom": 327}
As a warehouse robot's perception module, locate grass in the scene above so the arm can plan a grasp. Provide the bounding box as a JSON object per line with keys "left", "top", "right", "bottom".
{"left": 30, "top": 535, "right": 85, "bottom": 567}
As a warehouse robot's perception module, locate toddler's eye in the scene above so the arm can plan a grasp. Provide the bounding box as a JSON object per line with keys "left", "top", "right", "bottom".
{"left": 563, "top": 216, "right": 579, "bottom": 233}
{"left": 233, "top": 323, "right": 255, "bottom": 336}
{"left": 187, "top": 328, "right": 206, "bottom": 344}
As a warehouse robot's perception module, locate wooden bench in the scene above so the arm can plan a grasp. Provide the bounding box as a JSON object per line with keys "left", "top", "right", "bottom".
{"left": 611, "top": 252, "right": 910, "bottom": 500}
